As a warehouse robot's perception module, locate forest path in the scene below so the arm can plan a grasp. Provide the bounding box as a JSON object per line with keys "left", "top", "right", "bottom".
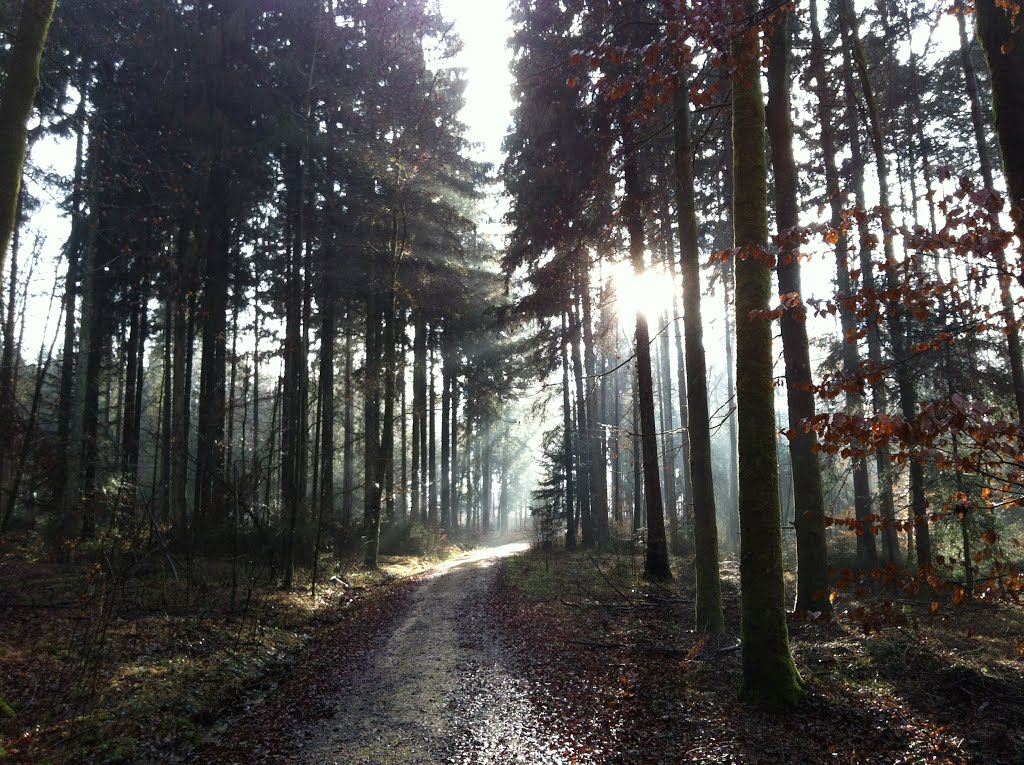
{"left": 297, "top": 540, "right": 568, "bottom": 765}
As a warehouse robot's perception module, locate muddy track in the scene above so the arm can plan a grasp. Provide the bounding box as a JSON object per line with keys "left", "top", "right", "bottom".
{"left": 270, "top": 542, "right": 571, "bottom": 765}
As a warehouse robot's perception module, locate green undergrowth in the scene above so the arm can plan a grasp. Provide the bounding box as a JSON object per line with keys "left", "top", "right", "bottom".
{"left": 0, "top": 530, "right": 471, "bottom": 764}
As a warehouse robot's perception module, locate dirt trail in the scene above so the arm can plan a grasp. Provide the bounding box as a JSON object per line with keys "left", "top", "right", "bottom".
{"left": 292, "top": 542, "right": 569, "bottom": 765}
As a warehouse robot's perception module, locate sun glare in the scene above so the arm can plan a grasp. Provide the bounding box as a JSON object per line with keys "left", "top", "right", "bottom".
{"left": 606, "top": 260, "right": 679, "bottom": 325}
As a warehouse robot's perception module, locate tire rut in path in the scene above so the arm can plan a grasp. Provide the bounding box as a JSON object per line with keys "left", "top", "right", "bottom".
{"left": 303, "top": 542, "right": 570, "bottom": 765}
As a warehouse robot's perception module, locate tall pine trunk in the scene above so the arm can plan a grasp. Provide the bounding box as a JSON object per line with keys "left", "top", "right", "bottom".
{"left": 840, "top": 33, "right": 884, "bottom": 568}
{"left": 580, "top": 263, "right": 608, "bottom": 544}
{"left": 562, "top": 312, "right": 577, "bottom": 548}
{"left": 194, "top": 156, "right": 231, "bottom": 550}
{"left": 569, "top": 300, "right": 593, "bottom": 545}
{"left": 732, "top": 1, "right": 802, "bottom": 706}
{"left": 976, "top": 0, "right": 1024, "bottom": 235}
{"left": 673, "top": 77, "right": 723, "bottom": 629}
{"left": 842, "top": 0, "right": 930, "bottom": 568}
{"left": 765, "top": 3, "right": 830, "bottom": 615}
{"left": 441, "top": 355, "right": 451, "bottom": 529}
{"left": 622, "top": 127, "right": 670, "bottom": 581}
{"left": 959, "top": 2, "right": 1024, "bottom": 423}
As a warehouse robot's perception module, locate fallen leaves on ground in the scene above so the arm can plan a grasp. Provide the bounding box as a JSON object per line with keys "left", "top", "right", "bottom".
{"left": 489, "top": 549, "right": 1024, "bottom": 764}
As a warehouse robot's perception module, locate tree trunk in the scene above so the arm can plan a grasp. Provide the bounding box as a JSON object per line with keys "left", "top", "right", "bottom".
{"left": 976, "top": 0, "right": 1024, "bottom": 229}
{"left": 363, "top": 288, "right": 383, "bottom": 567}
{"left": 622, "top": 128, "right": 670, "bottom": 581}
{"left": 427, "top": 335, "right": 437, "bottom": 525}
{"left": 0, "top": 0, "right": 56, "bottom": 307}
{"left": 957, "top": 2, "right": 996, "bottom": 190}
{"left": 569, "top": 300, "right": 591, "bottom": 545}
{"left": 732, "top": 1, "right": 802, "bottom": 706}
{"left": 562, "top": 312, "right": 577, "bottom": 548}
{"left": 411, "top": 311, "right": 423, "bottom": 522}
{"left": 631, "top": 364, "right": 643, "bottom": 535}
{"left": 195, "top": 157, "right": 231, "bottom": 550}
{"left": 840, "top": 28, "right": 885, "bottom": 569}
{"left": 380, "top": 307, "right": 398, "bottom": 530}
{"left": 450, "top": 373, "right": 460, "bottom": 530}
{"left": 569, "top": 300, "right": 593, "bottom": 545}
{"left": 611, "top": 359, "right": 622, "bottom": 526}
{"left": 841, "top": 0, "right": 930, "bottom": 568}
{"left": 766, "top": 2, "right": 831, "bottom": 616}
{"left": 441, "top": 356, "right": 451, "bottom": 529}
{"left": 281, "top": 147, "right": 308, "bottom": 585}
{"left": 341, "top": 320, "right": 355, "bottom": 534}
{"left": 482, "top": 422, "right": 491, "bottom": 533}
{"left": 400, "top": 345, "right": 408, "bottom": 521}
{"left": 657, "top": 309, "right": 680, "bottom": 552}
{"left": 667, "top": 258, "right": 692, "bottom": 540}
{"left": 672, "top": 77, "right": 722, "bottom": 628}
{"left": 319, "top": 279, "right": 336, "bottom": 557}
{"left": 958, "top": 2, "right": 1024, "bottom": 423}
{"left": 171, "top": 253, "right": 192, "bottom": 538}
{"left": 580, "top": 263, "right": 608, "bottom": 544}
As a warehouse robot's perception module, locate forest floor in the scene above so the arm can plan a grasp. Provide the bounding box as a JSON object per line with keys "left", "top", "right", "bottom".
{"left": 4, "top": 538, "right": 1024, "bottom": 763}
{"left": 488, "top": 546, "right": 1024, "bottom": 764}
{"left": 193, "top": 542, "right": 1022, "bottom": 764}
{"left": 0, "top": 530, "right": 469, "bottom": 764}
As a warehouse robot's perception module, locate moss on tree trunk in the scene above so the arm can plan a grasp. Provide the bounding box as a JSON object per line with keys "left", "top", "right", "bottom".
{"left": 0, "top": 0, "right": 56, "bottom": 308}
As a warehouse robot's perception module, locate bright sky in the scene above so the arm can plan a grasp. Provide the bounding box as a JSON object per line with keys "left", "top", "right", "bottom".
{"left": 438, "top": 0, "right": 515, "bottom": 241}
{"left": 438, "top": 0, "right": 514, "bottom": 168}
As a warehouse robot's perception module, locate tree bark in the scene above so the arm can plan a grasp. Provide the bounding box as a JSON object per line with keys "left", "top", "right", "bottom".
{"left": 569, "top": 300, "right": 593, "bottom": 545}
{"left": 766, "top": 2, "right": 831, "bottom": 616}
{"left": 732, "top": 0, "right": 802, "bottom": 706}
{"left": 562, "top": 312, "right": 577, "bottom": 548}
{"left": 841, "top": 0, "right": 930, "bottom": 568}
{"left": 427, "top": 334, "right": 437, "bottom": 525}
{"left": 976, "top": 0, "right": 1024, "bottom": 222}
{"left": 808, "top": 0, "right": 876, "bottom": 566}
{"left": 840, "top": 23, "right": 885, "bottom": 569}
{"left": 0, "top": 0, "right": 56, "bottom": 307}
{"left": 441, "top": 354, "right": 451, "bottom": 529}
{"left": 319, "top": 271, "right": 336, "bottom": 556}
{"left": 657, "top": 309, "right": 680, "bottom": 552}
{"left": 579, "top": 262, "right": 608, "bottom": 544}
{"left": 194, "top": 155, "right": 231, "bottom": 550}
{"left": 959, "top": 2, "right": 1024, "bottom": 423}
{"left": 450, "top": 372, "right": 460, "bottom": 530}
{"left": 622, "top": 128, "right": 670, "bottom": 581}
{"left": 672, "top": 77, "right": 723, "bottom": 629}
{"left": 341, "top": 319, "right": 355, "bottom": 534}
